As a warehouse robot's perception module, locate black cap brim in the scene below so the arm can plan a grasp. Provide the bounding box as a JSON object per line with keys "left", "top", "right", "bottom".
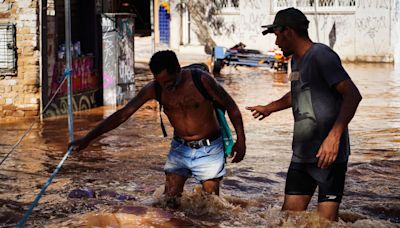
{"left": 261, "top": 24, "right": 277, "bottom": 35}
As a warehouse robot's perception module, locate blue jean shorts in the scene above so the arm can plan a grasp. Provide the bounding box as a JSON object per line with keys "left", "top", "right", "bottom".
{"left": 164, "top": 136, "right": 226, "bottom": 182}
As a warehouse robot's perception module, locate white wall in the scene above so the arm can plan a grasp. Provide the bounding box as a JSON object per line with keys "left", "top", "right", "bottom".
{"left": 213, "top": 0, "right": 275, "bottom": 52}
{"left": 393, "top": 0, "right": 400, "bottom": 66}
{"left": 354, "top": 0, "right": 393, "bottom": 62}
{"left": 169, "top": 0, "right": 396, "bottom": 62}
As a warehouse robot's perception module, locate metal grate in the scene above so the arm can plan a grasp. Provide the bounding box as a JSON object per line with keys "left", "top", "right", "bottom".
{"left": 0, "top": 24, "right": 16, "bottom": 73}
{"left": 221, "top": 0, "right": 239, "bottom": 8}
{"left": 338, "top": 0, "right": 356, "bottom": 6}
{"left": 273, "top": 0, "right": 356, "bottom": 12}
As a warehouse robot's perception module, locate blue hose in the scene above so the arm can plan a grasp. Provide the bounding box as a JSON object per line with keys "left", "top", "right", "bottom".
{"left": 17, "top": 67, "right": 75, "bottom": 227}
{"left": 17, "top": 146, "right": 73, "bottom": 227}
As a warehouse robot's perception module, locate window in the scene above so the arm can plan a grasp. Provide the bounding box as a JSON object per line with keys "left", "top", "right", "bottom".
{"left": 220, "top": 0, "right": 240, "bottom": 15}
{"left": 0, "top": 24, "right": 16, "bottom": 74}
{"left": 221, "top": 0, "right": 239, "bottom": 8}
{"left": 273, "top": 0, "right": 356, "bottom": 13}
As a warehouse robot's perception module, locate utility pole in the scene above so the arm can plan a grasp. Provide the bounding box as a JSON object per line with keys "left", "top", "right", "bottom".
{"left": 65, "top": 0, "right": 74, "bottom": 142}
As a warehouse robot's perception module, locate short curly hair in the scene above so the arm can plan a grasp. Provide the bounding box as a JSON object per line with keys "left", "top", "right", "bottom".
{"left": 149, "top": 50, "right": 181, "bottom": 75}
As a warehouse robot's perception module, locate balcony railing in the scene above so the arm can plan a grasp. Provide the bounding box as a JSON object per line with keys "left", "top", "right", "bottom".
{"left": 273, "top": 0, "right": 356, "bottom": 13}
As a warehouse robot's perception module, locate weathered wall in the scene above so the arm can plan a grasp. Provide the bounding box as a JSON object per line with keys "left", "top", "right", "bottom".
{"left": 170, "top": 0, "right": 397, "bottom": 63}
{"left": 0, "top": 0, "right": 40, "bottom": 119}
{"left": 393, "top": 0, "right": 400, "bottom": 66}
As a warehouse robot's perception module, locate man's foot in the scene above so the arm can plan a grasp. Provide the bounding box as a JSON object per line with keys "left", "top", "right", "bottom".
{"left": 165, "top": 195, "right": 181, "bottom": 209}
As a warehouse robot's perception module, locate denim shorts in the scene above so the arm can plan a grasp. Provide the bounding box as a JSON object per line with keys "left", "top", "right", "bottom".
{"left": 164, "top": 136, "right": 226, "bottom": 182}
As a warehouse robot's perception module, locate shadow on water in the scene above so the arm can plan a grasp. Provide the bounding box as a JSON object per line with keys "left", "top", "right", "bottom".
{"left": 0, "top": 64, "right": 399, "bottom": 226}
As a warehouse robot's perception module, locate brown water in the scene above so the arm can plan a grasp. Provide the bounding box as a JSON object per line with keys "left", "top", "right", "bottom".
{"left": 0, "top": 63, "right": 399, "bottom": 227}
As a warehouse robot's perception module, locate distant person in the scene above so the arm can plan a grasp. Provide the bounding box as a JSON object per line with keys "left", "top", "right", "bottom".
{"left": 247, "top": 8, "right": 362, "bottom": 221}
{"left": 69, "top": 50, "right": 246, "bottom": 207}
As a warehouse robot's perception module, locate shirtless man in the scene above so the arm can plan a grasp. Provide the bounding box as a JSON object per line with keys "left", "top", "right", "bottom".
{"left": 69, "top": 50, "right": 246, "bottom": 204}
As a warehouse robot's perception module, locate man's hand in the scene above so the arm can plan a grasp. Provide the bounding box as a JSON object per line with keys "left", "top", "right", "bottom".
{"left": 68, "top": 137, "right": 90, "bottom": 152}
{"left": 316, "top": 134, "right": 340, "bottom": 168}
{"left": 246, "top": 105, "right": 272, "bottom": 120}
{"left": 230, "top": 140, "right": 246, "bottom": 163}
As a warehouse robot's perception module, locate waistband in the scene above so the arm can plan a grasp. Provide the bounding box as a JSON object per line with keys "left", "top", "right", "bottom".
{"left": 173, "top": 133, "right": 221, "bottom": 149}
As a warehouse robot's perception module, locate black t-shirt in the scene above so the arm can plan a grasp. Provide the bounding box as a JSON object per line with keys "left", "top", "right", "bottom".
{"left": 290, "top": 43, "right": 351, "bottom": 163}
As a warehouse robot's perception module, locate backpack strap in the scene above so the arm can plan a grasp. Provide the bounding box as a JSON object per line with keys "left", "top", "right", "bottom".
{"left": 154, "top": 80, "right": 162, "bottom": 102}
{"left": 154, "top": 81, "right": 167, "bottom": 137}
{"left": 191, "top": 69, "right": 225, "bottom": 110}
{"left": 191, "top": 69, "right": 213, "bottom": 101}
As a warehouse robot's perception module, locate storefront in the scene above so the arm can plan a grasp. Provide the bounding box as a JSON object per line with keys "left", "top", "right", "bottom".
{"left": 43, "top": 0, "right": 138, "bottom": 117}
{"left": 43, "top": 0, "right": 103, "bottom": 117}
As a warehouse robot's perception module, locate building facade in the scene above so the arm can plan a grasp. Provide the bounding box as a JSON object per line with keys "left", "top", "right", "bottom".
{"left": 0, "top": 0, "right": 41, "bottom": 119}
{"left": 0, "top": 0, "right": 146, "bottom": 119}
{"left": 169, "top": 0, "right": 400, "bottom": 63}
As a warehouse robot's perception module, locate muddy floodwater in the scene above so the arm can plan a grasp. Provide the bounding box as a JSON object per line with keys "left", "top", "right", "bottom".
{"left": 0, "top": 63, "right": 399, "bottom": 227}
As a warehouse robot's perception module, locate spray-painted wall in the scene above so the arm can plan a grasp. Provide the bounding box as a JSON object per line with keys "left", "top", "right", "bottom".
{"left": 102, "top": 14, "right": 135, "bottom": 106}
{"left": 170, "top": 0, "right": 398, "bottom": 63}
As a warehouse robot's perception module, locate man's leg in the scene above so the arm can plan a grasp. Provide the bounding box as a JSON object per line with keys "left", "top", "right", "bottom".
{"left": 315, "top": 162, "right": 347, "bottom": 221}
{"left": 164, "top": 173, "right": 188, "bottom": 208}
{"left": 165, "top": 173, "right": 187, "bottom": 197}
{"left": 283, "top": 162, "right": 317, "bottom": 211}
{"left": 202, "top": 178, "right": 221, "bottom": 195}
{"left": 282, "top": 195, "right": 312, "bottom": 211}
{"left": 317, "top": 201, "right": 339, "bottom": 221}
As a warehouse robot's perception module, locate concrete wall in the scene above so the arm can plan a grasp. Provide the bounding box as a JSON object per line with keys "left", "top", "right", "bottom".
{"left": 393, "top": 0, "right": 400, "bottom": 66}
{"left": 170, "top": 0, "right": 397, "bottom": 63}
{"left": 0, "top": 0, "right": 40, "bottom": 119}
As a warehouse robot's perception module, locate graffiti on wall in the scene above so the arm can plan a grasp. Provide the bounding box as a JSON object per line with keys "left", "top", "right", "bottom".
{"left": 356, "top": 16, "right": 387, "bottom": 39}
{"left": 43, "top": 91, "right": 97, "bottom": 117}
{"left": 117, "top": 18, "right": 135, "bottom": 105}
{"left": 102, "top": 15, "right": 135, "bottom": 106}
{"left": 329, "top": 22, "right": 336, "bottom": 48}
{"left": 358, "top": 0, "right": 390, "bottom": 9}
{"left": 238, "top": 0, "right": 265, "bottom": 44}
{"left": 102, "top": 16, "right": 117, "bottom": 105}
{"left": 355, "top": 0, "right": 391, "bottom": 56}
{"left": 319, "top": 14, "right": 352, "bottom": 48}
{"left": 356, "top": 15, "right": 389, "bottom": 54}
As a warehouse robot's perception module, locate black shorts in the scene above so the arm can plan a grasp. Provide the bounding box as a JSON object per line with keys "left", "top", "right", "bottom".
{"left": 284, "top": 162, "right": 347, "bottom": 203}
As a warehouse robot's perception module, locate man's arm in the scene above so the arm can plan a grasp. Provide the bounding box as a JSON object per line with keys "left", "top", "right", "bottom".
{"left": 246, "top": 91, "right": 292, "bottom": 120}
{"left": 317, "top": 79, "right": 362, "bottom": 168}
{"left": 69, "top": 81, "right": 157, "bottom": 152}
{"left": 200, "top": 73, "right": 246, "bottom": 163}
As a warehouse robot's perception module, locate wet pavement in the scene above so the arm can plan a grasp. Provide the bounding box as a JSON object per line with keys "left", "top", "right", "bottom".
{"left": 0, "top": 63, "right": 399, "bottom": 227}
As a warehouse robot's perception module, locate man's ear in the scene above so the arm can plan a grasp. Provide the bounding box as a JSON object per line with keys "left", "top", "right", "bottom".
{"left": 284, "top": 27, "right": 295, "bottom": 38}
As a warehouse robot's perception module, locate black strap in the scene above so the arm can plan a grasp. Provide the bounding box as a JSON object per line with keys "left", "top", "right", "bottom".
{"left": 191, "top": 69, "right": 213, "bottom": 101}
{"left": 191, "top": 69, "right": 225, "bottom": 110}
{"left": 154, "top": 81, "right": 167, "bottom": 137}
{"left": 154, "top": 80, "right": 162, "bottom": 102}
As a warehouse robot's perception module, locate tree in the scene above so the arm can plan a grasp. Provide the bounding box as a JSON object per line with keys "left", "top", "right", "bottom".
{"left": 175, "top": 0, "right": 236, "bottom": 54}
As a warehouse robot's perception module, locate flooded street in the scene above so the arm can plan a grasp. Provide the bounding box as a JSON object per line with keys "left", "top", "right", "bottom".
{"left": 0, "top": 63, "right": 399, "bottom": 227}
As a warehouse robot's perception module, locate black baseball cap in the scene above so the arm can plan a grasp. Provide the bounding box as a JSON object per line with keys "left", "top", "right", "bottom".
{"left": 262, "top": 7, "right": 309, "bottom": 35}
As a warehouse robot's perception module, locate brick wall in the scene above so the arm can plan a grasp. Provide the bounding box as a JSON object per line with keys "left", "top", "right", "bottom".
{"left": 0, "top": 0, "right": 40, "bottom": 119}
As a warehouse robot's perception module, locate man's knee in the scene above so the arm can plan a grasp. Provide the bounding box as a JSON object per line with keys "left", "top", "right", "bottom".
{"left": 165, "top": 173, "right": 187, "bottom": 197}
{"left": 282, "top": 195, "right": 312, "bottom": 211}
{"left": 318, "top": 201, "right": 340, "bottom": 221}
{"left": 202, "top": 178, "right": 221, "bottom": 195}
